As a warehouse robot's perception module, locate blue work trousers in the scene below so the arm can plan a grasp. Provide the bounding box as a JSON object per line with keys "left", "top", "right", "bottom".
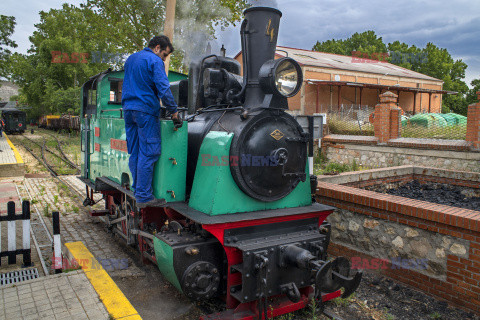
{"left": 124, "top": 110, "right": 161, "bottom": 203}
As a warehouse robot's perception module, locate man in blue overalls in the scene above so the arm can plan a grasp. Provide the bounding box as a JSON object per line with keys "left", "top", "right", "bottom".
{"left": 122, "top": 35, "right": 182, "bottom": 208}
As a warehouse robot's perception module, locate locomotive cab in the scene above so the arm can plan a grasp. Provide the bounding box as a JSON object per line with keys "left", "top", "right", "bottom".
{"left": 80, "top": 69, "right": 188, "bottom": 207}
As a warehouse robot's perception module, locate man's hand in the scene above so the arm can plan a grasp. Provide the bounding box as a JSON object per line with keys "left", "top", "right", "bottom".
{"left": 172, "top": 112, "right": 183, "bottom": 129}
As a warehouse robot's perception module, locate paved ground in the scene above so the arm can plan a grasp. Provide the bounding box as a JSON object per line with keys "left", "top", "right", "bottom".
{"left": 2, "top": 174, "right": 194, "bottom": 319}
{"left": 0, "top": 270, "right": 109, "bottom": 320}
{"left": 56, "top": 176, "right": 194, "bottom": 319}
{"left": 20, "top": 176, "right": 144, "bottom": 278}
{"left": 2, "top": 131, "right": 196, "bottom": 319}
{"left": 0, "top": 135, "right": 16, "bottom": 164}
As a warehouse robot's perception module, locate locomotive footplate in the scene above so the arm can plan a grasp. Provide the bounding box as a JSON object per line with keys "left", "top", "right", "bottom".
{"left": 168, "top": 202, "right": 335, "bottom": 224}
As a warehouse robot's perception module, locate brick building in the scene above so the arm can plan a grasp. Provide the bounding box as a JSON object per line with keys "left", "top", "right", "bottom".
{"left": 235, "top": 46, "right": 451, "bottom": 115}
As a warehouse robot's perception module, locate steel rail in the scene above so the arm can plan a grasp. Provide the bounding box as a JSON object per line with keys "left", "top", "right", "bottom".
{"left": 14, "top": 184, "right": 51, "bottom": 276}
{"left": 17, "top": 137, "right": 95, "bottom": 209}
{"left": 41, "top": 138, "right": 59, "bottom": 176}
{"left": 17, "top": 138, "right": 58, "bottom": 177}
{"left": 22, "top": 134, "right": 78, "bottom": 171}
{"left": 44, "top": 131, "right": 80, "bottom": 172}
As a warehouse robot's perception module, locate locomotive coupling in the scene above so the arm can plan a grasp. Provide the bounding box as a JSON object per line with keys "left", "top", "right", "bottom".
{"left": 312, "top": 257, "right": 363, "bottom": 309}
{"left": 281, "top": 244, "right": 363, "bottom": 304}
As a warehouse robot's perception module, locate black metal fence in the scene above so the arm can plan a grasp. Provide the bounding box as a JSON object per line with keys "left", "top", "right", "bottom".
{"left": 326, "top": 104, "right": 375, "bottom": 136}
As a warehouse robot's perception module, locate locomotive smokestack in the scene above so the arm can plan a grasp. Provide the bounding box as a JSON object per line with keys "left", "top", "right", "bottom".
{"left": 241, "top": 6, "right": 282, "bottom": 108}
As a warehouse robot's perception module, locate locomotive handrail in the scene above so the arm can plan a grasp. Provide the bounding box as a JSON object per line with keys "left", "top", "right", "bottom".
{"left": 80, "top": 128, "right": 85, "bottom": 152}
{"left": 186, "top": 105, "right": 244, "bottom": 122}
{"left": 101, "top": 108, "right": 123, "bottom": 112}
{"left": 101, "top": 108, "right": 123, "bottom": 118}
{"left": 108, "top": 77, "right": 123, "bottom": 82}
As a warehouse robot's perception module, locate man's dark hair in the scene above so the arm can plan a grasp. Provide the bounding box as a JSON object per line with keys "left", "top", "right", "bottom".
{"left": 148, "top": 35, "right": 174, "bottom": 53}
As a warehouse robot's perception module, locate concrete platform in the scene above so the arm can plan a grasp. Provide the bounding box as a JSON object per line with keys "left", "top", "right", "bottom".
{"left": 0, "top": 241, "right": 142, "bottom": 320}
{"left": 64, "top": 242, "right": 142, "bottom": 320}
{"left": 0, "top": 134, "right": 24, "bottom": 177}
{"left": 0, "top": 270, "right": 110, "bottom": 320}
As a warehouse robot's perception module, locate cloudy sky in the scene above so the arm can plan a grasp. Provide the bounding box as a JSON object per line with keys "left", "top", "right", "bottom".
{"left": 4, "top": 0, "right": 480, "bottom": 86}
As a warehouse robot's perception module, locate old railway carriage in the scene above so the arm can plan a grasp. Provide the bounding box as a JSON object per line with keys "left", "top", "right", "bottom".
{"left": 1, "top": 107, "right": 27, "bottom": 134}
{"left": 80, "top": 6, "right": 361, "bottom": 320}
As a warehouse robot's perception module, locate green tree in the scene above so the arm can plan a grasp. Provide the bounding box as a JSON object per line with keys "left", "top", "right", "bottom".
{"left": 0, "top": 15, "right": 18, "bottom": 80}
{"left": 387, "top": 41, "right": 422, "bottom": 70}
{"left": 83, "top": 0, "right": 248, "bottom": 72}
{"left": 9, "top": 4, "right": 114, "bottom": 117}
{"left": 313, "top": 32, "right": 469, "bottom": 115}
{"left": 313, "top": 31, "right": 387, "bottom": 59}
{"left": 466, "top": 79, "right": 480, "bottom": 106}
{"left": 10, "top": 1, "right": 248, "bottom": 116}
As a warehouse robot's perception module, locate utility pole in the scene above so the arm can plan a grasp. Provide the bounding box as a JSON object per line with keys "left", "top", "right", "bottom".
{"left": 163, "top": 0, "right": 176, "bottom": 75}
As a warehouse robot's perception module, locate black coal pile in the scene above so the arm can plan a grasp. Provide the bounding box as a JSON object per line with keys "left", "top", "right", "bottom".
{"left": 365, "top": 180, "right": 480, "bottom": 212}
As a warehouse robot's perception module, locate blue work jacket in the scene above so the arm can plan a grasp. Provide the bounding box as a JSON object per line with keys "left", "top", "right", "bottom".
{"left": 122, "top": 47, "right": 178, "bottom": 116}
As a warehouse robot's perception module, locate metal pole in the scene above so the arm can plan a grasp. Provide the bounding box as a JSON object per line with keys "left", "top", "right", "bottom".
{"left": 413, "top": 92, "right": 417, "bottom": 114}
{"left": 337, "top": 86, "right": 341, "bottom": 108}
{"left": 428, "top": 93, "right": 432, "bottom": 113}
{"left": 163, "top": 0, "right": 177, "bottom": 75}
{"left": 308, "top": 116, "right": 314, "bottom": 174}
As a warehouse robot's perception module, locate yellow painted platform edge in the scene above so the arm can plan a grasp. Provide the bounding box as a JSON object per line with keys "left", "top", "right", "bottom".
{"left": 4, "top": 133, "right": 24, "bottom": 164}
{"left": 65, "top": 241, "right": 142, "bottom": 320}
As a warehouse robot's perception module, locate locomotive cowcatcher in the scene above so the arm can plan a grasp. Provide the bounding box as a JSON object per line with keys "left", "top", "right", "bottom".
{"left": 79, "top": 6, "right": 362, "bottom": 319}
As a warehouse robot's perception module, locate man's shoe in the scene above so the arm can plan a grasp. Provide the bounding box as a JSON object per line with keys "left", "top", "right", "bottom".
{"left": 137, "top": 198, "right": 167, "bottom": 209}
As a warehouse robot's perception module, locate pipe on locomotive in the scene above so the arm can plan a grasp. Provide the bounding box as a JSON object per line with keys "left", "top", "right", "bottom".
{"left": 226, "top": 19, "right": 248, "bottom": 103}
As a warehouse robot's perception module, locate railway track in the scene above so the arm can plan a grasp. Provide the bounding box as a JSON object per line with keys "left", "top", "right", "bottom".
{"left": 17, "top": 138, "right": 59, "bottom": 176}
{"left": 15, "top": 183, "right": 53, "bottom": 276}
{"left": 21, "top": 134, "right": 79, "bottom": 173}
{"left": 16, "top": 135, "right": 103, "bottom": 212}
{"left": 44, "top": 132, "right": 80, "bottom": 171}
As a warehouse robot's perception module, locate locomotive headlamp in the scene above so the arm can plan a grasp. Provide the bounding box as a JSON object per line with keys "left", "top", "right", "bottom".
{"left": 259, "top": 57, "right": 303, "bottom": 98}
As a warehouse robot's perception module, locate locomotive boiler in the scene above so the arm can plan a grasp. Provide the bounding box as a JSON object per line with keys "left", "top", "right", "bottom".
{"left": 79, "top": 6, "right": 362, "bottom": 319}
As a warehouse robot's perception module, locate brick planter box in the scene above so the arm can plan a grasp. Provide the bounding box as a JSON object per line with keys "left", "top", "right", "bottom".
{"left": 316, "top": 166, "right": 480, "bottom": 314}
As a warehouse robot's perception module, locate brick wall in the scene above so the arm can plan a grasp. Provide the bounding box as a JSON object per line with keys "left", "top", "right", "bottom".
{"left": 374, "top": 91, "right": 401, "bottom": 143}
{"left": 316, "top": 166, "right": 480, "bottom": 314}
{"left": 466, "top": 92, "right": 480, "bottom": 150}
